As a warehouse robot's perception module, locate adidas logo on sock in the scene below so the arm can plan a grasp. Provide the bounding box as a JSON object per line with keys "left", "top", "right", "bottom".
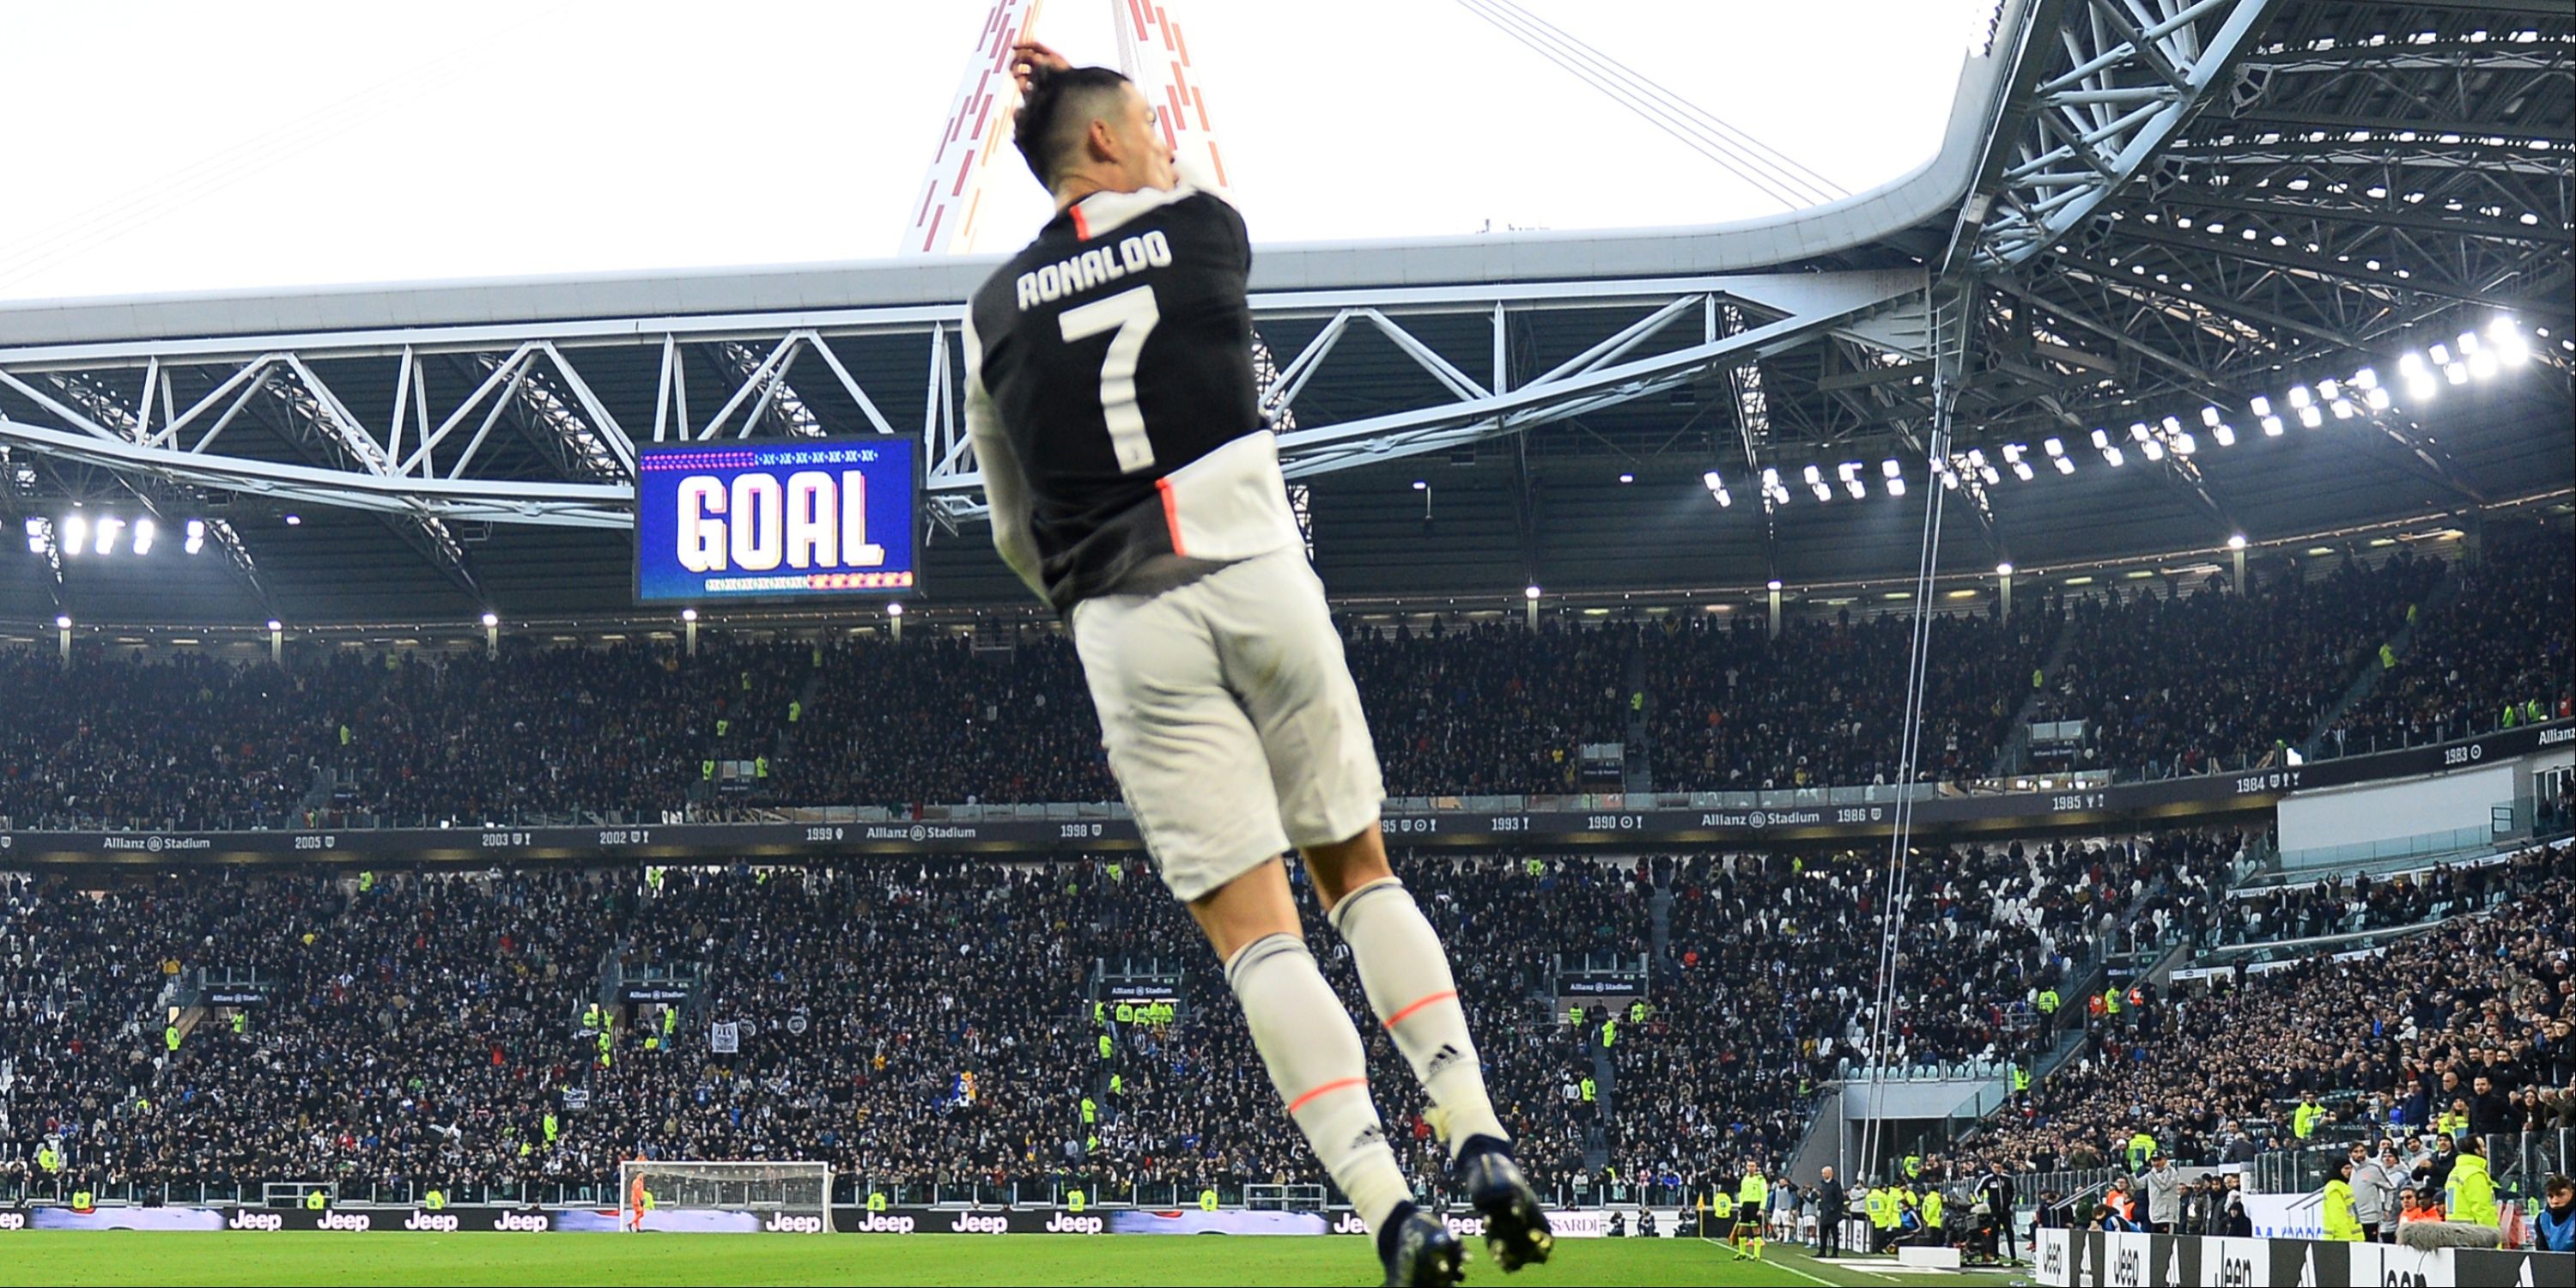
{"left": 1425, "top": 1043, "right": 1464, "bottom": 1079}
{"left": 1351, "top": 1123, "right": 1388, "bottom": 1151}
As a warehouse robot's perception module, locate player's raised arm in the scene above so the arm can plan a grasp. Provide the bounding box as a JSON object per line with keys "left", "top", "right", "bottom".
{"left": 961, "top": 314, "right": 1046, "bottom": 604}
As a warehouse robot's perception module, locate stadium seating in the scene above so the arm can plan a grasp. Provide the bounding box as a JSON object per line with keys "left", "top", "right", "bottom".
{"left": 3, "top": 827, "right": 2280, "bottom": 1206}
{"left": 4, "top": 544, "right": 2561, "bottom": 832}
{"left": 1963, "top": 843, "right": 2573, "bottom": 1176}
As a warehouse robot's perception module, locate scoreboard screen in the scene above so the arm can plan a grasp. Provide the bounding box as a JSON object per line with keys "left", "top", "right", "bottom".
{"left": 634, "top": 438, "right": 917, "bottom": 605}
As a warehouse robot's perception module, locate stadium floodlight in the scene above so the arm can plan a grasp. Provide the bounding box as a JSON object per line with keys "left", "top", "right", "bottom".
{"left": 681, "top": 608, "right": 698, "bottom": 623}
{"left": 2105, "top": 446, "right": 2125, "bottom": 466}
{"left": 2297, "top": 404, "right": 2324, "bottom": 428}
{"left": 2260, "top": 415, "right": 2285, "bottom": 435}
{"left": 2287, "top": 386, "right": 2312, "bottom": 409}
{"left": 2213, "top": 422, "right": 2236, "bottom": 447}
{"left": 2044, "top": 437, "right": 2064, "bottom": 458}
{"left": 1411, "top": 479, "right": 1426, "bottom": 491}
{"left": 2364, "top": 388, "right": 2391, "bottom": 411}
{"left": 1523, "top": 584, "right": 1541, "bottom": 600}
{"left": 2468, "top": 349, "right": 2498, "bottom": 380}
{"left": 132, "top": 517, "right": 155, "bottom": 554}
{"left": 2142, "top": 439, "right": 2166, "bottom": 461}
{"left": 2173, "top": 432, "right": 2196, "bottom": 455}
{"left": 886, "top": 602, "right": 904, "bottom": 618}
{"left": 185, "top": 518, "right": 206, "bottom": 555}
{"left": 1996, "top": 562, "right": 2014, "bottom": 576}
{"left": 266, "top": 618, "right": 283, "bottom": 631}
{"left": 63, "top": 513, "right": 88, "bottom": 556}
{"left": 1702, "top": 470, "right": 1722, "bottom": 491}
{"left": 2202, "top": 407, "right": 2223, "bottom": 428}
{"left": 1714, "top": 486, "right": 1731, "bottom": 507}
{"left": 1881, "top": 459, "right": 1905, "bottom": 496}
{"left": 1838, "top": 463, "right": 1865, "bottom": 498}
{"left": 1618, "top": 472, "right": 1634, "bottom": 484}
{"left": 2053, "top": 454, "right": 2075, "bottom": 474}
{"left": 2090, "top": 428, "right": 2111, "bottom": 450}
{"left": 2317, "top": 380, "right": 2341, "bottom": 401}
{"left": 1766, "top": 579, "right": 1783, "bottom": 591}
{"left": 94, "top": 517, "right": 125, "bottom": 556}
{"left": 55, "top": 614, "right": 70, "bottom": 629}
{"left": 480, "top": 611, "right": 499, "bottom": 627}
{"left": 2249, "top": 396, "right": 2272, "bottom": 416}
{"left": 2227, "top": 534, "right": 2247, "bottom": 550}
{"left": 22, "top": 518, "right": 43, "bottom": 553}
{"left": 2489, "top": 317, "right": 2530, "bottom": 363}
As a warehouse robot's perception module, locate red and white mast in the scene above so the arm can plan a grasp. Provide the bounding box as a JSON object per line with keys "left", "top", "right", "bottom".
{"left": 903, "top": 1, "right": 1234, "bottom": 257}
{"left": 1111, "top": 2, "right": 1230, "bottom": 191}
{"left": 902, "top": 0, "right": 1047, "bottom": 257}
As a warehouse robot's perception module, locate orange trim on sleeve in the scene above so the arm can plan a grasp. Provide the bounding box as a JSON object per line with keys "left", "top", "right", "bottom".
{"left": 1156, "top": 477, "right": 1186, "bottom": 556}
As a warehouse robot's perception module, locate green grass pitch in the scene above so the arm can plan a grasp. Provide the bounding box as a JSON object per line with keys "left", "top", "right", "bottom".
{"left": 0, "top": 1231, "right": 1917, "bottom": 1286}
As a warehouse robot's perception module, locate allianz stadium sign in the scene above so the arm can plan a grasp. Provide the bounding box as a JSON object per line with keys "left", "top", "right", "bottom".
{"left": 1, "top": 720, "right": 2562, "bottom": 866}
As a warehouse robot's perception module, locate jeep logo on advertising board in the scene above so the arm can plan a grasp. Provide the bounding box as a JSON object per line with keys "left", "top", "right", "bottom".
{"left": 0, "top": 1212, "right": 26, "bottom": 1231}
{"left": 317, "top": 1212, "right": 374, "bottom": 1232}
{"left": 1043, "top": 1212, "right": 1104, "bottom": 1234}
{"left": 227, "top": 1211, "right": 284, "bottom": 1231}
{"left": 490, "top": 1212, "right": 550, "bottom": 1232}
{"left": 762, "top": 1213, "right": 824, "bottom": 1233}
{"left": 947, "top": 1213, "right": 1006, "bottom": 1234}
{"left": 848, "top": 1212, "right": 916, "bottom": 1234}
{"left": 401, "top": 1212, "right": 459, "bottom": 1233}
{"left": 2215, "top": 1251, "right": 2254, "bottom": 1287}
{"left": 1332, "top": 1212, "right": 1369, "bottom": 1235}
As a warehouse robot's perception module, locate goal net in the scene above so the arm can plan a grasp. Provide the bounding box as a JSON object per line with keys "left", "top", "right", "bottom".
{"left": 617, "top": 1159, "right": 831, "bottom": 1233}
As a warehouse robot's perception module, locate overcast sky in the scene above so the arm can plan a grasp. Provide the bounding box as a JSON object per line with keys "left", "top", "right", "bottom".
{"left": 0, "top": 1, "right": 1975, "bottom": 302}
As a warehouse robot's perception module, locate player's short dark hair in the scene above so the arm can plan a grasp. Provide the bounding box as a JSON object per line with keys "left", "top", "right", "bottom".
{"left": 1014, "top": 64, "right": 1133, "bottom": 190}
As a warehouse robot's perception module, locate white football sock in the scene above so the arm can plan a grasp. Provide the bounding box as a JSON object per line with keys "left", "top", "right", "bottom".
{"left": 1224, "top": 932, "right": 1414, "bottom": 1234}
{"left": 1328, "top": 877, "right": 1510, "bottom": 1157}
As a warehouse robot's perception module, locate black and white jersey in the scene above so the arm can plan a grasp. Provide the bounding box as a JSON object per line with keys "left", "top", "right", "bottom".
{"left": 964, "top": 170, "right": 1301, "bottom": 613}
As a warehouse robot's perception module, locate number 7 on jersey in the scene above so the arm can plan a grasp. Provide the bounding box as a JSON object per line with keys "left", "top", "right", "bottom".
{"left": 1058, "top": 284, "right": 1161, "bottom": 473}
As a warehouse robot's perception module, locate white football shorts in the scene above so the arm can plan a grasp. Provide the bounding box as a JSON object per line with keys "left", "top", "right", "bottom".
{"left": 1068, "top": 545, "right": 1386, "bottom": 902}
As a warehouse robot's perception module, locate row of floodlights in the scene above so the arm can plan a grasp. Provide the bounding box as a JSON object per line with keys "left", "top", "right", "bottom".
{"left": 1680, "top": 319, "right": 2530, "bottom": 505}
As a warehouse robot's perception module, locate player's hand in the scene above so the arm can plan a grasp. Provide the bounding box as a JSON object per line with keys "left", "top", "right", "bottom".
{"left": 1012, "top": 39, "right": 1070, "bottom": 94}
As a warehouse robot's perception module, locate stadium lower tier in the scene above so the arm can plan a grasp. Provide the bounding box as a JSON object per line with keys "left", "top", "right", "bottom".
{"left": 3, "top": 829, "right": 2256, "bottom": 1206}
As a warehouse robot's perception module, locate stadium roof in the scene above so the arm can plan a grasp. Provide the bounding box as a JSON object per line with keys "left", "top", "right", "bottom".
{"left": 0, "top": 0, "right": 2567, "bottom": 630}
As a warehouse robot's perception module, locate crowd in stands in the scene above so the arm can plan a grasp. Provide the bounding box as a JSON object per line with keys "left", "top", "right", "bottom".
{"left": 2027, "top": 550, "right": 2443, "bottom": 781}
{"left": 3, "top": 532, "right": 2566, "bottom": 830}
{"left": 2202, "top": 860, "right": 2527, "bottom": 949}
{"left": 2334, "top": 529, "right": 2575, "bottom": 755}
{"left": 3, "top": 823, "right": 2281, "bottom": 1205}
{"left": 1646, "top": 606, "right": 2048, "bottom": 790}
{"left": 1964, "top": 842, "right": 2575, "bottom": 1177}
{"left": 0, "top": 854, "right": 1639, "bottom": 1202}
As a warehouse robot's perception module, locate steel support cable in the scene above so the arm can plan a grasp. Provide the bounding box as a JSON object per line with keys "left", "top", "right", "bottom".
{"left": 1473, "top": 0, "right": 1850, "bottom": 204}
{"left": 1856, "top": 389, "right": 1953, "bottom": 1187}
{"left": 1452, "top": 0, "right": 1841, "bottom": 211}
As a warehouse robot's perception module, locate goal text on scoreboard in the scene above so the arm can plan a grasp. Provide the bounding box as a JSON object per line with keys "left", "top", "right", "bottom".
{"left": 634, "top": 438, "right": 918, "bottom": 605}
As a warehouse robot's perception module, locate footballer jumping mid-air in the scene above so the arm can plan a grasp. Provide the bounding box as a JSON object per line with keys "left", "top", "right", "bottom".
{"left": 962, "top": 39, "right": 1554, "bottom": 1288}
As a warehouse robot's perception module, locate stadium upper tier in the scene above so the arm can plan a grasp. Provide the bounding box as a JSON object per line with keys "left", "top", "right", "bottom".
{"left": 0, "top": 530, "right": 2563, "bottom": 833}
